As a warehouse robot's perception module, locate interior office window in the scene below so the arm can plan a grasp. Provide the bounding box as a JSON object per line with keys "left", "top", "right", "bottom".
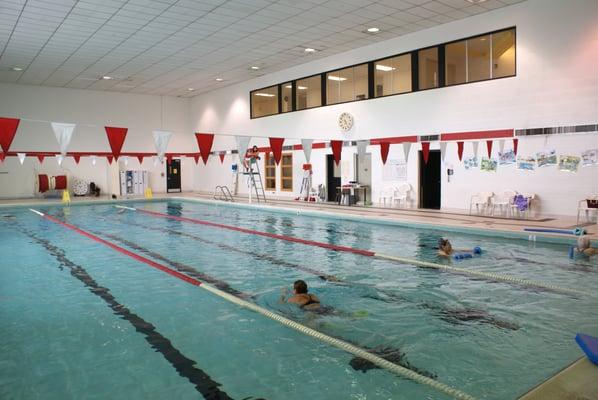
{"left": 280, "top": 153, "right": 293, "bottom": 191}
{"left": 281, "top": 82, "right": 292, "bottom": 112}
{"left": 492, "top": 28, "right": 515, "bottom": 78}
{"left": 296, "top": 75, "right": 321, "bottom": 110}
{"left": 467, "top": 34, "right": 491, "bottom": 82}
{"left": 374, "top": 54, "right": 412, "bottom": 97}
{"left": 326, "top": 63, "right": 368, "bottom": 105}
{"left": 418, "top": 47, "right": 438, "bottom": 90}
{"left": 265, "top": 152, "right": 276, "bottom": 190}
{"left": 445, "top": 41, "right": 466, "bottom": 86}
{"left": 251, "top": 86, "right": 278, "bottom": 118}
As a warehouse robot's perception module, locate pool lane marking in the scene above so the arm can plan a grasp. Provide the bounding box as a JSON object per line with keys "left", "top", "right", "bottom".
{"left": 119, "top": 206, "right": 587, "bottom": 297}
{"left": 29, "top": 208, "right": 476, "bottom": 400}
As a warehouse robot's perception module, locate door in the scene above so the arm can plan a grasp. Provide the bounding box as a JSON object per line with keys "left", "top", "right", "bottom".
{"left": 419, "top": 150, "right": 441, "bottom": 209}
{"left": 326, "top": 154, "right": 341, "bottom": 202}
{"left": 166, "top": 158, "right": 181, "bottom": 193}
{"left": 355, "top": 153, "right": 371, "bottom": 205}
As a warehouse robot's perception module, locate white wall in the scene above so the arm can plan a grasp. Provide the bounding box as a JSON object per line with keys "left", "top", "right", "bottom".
{"left": 188, "top": 0, "right": 598, "bottom": 215}
{"left": 0, "top": 83, "right": 193, "bottom": 198}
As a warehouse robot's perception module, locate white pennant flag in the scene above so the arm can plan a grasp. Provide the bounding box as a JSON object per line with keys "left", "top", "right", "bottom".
{"left": 439, "top": 142, "right": 448, "bottom": 162}
{"left": 51, "top": 122, "right": 76, "bottom": 156}
{"left": 498, "top": 139, "right": 505, "bottom": 154}
{"left": 153, "top": 156, "right": 160, "bottom": 166}
{"left": 17, "top": 152, "right": 26, "bottom": 165}
{"left": 122, "top": 156, "right": 129, "bottom": 166}
{"left": 235, "top": 136, "right": 251, "bottom": 162}
{"left": 153, "top": 130, "right": 172, "bottom": 162}
{"left": 301, "top": 139, "right": 314, "bottom": 163}
{"left": 55, "top": 154, "right": 64, "bottom": 166}
{"left": 402, "top": 142, "right": 412, "bottom": 162}
{"left": 472, "top": 141, "right": 479, "bottom": 158}
{"left": 91, "top": 155, "right": 97, "bottom": 166}
{"left": 356, "top": 140, "right": 368, "bottom": 160}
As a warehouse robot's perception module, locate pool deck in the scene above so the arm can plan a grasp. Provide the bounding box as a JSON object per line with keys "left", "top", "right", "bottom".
{"left": 2, "top": 191, "right": 597, "bottom": 399}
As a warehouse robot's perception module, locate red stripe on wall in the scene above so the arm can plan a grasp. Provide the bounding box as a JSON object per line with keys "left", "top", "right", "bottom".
{"left": 440, "top": 129, "right": 514, "bottom": 141}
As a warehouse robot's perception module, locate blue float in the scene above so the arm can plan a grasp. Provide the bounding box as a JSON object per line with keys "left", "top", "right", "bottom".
{"left": 524, "top": 227, "right": 586, "bottom": 236}
{"left": 576, "top": 333, "right": 598, "bottom": 365}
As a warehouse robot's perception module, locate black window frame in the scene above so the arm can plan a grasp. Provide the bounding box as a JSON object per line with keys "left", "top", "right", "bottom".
{"left": 324, "top": 62, "right": 370, "bottom": 106}
{"left": 294, "top": 73, "right": 324, "bottom": 111}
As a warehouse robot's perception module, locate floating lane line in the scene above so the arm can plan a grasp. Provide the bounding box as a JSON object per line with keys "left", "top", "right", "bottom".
{"left": 29, "top": 208, "right": 476, "bottom": 400}
{"left": 119, "top": 206, "right": 587, "bottom": 297}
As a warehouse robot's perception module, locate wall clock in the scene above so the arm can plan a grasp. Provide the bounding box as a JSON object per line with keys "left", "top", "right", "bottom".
{"left": 338, "top": 112, "right": 354, "bottom": 132}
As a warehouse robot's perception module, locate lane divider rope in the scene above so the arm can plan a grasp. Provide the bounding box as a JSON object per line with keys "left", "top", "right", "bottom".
{"left": 30, "top": 208, "right": 476, "bottom": 400}
{"left": 117, "top": 206, "right": 587, "bottom": 296}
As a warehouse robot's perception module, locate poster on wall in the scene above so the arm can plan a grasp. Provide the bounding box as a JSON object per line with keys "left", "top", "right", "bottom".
{"left": 498, "top": 149, "right": 516, "bottom": 165}
{"left": 480, "top": 157, "right": 498, "bottom": 172}
{"left": 517, "top": 156, "right": 536, "bottom": 171}
{"left": 536, "top": 150, "right": 557, "bottom": 167}
{"left": 558, "top": 155, "right": 581, "bottom": 172}
{"left": 464, "top": 156, "right": 478, "bottom": 170}
{"left": 581, "top": 149, "right": 598, "bottom": 166}
{"left": 382, "top": 159, "right": 407, "bottom": 181}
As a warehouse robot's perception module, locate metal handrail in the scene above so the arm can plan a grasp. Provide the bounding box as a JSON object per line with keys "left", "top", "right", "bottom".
{"left": 214, "top": 185, "right": 233, "bottom": 202}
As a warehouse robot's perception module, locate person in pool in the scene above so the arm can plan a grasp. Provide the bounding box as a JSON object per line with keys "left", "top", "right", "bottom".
{"left": 575, "top": 235, "right": 598, "bottom": 257}
{"left": 243, "top": 145, "right": 261, "bottom": 170}
{"left": 281, "top": 280, "right": 322, "bottom": 311}
{"left": 438, "top": 238, "right": 481, "bottom": 257}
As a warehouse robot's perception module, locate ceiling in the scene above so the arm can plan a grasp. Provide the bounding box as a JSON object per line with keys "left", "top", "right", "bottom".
{"left": 0, "top": 0, "right": 525, "bottom": 98}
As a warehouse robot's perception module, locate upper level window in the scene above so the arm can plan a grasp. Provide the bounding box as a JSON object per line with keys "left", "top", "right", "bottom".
{"left": 296, "top": 75, "right": 321, "bottom": 110}
{"left": 418, "top": 47, "right": 438, "bottom": 90}
{"left": 445, "top": 41, "right": 466, "bottom": 86}
{"left": 492, "top": 28, "right": 515, "bottom": 78}
{"left": 326, "top": 64, "right": 368, "bottom": 105}
{"left": 281, "top": 82, "right": 292, "bottom": 112}
{"left": 374, "top": 53, "right": 412, "bottom": 97}
{"left": 251, "top": 85, "right": 278, "bottom": 118}
{"left": 468, "top": 34, "right": 491, "bottom": 82}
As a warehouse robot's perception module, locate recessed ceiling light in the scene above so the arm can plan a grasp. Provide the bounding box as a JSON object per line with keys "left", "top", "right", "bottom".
{"left": 254, "top": 93, "right": 275, "bottom": 97}
{"left": 187, "top": 88, "right": 195, "bottom": 91}
{"left": 102, "top": 76, "right": 113, "bottom": 80}
{"left": 304, "top": 48, "right": 316, "bottom": 53}
{"left": 297, "top": 86, "right": 307, "bottom": 90}
{"left": 12, "top": 67, "right": 23, "bottom": 71}
{"left": 366, "top": 27, "right": 380, "bottom": 33}
{"left": 285, "top": 85, "right": 292, "bottom": 89}
{"left": 466, "top": 0, "right": 487, "bottom": 3}
{"left": 215, "top": 78, "right": 223, "bottom": 82}
{"left": 250, "top": 66, "right": 260, "bottom": 70}
{"left": 375, "top": 64, "right": 395, "bottom": 72}
{"left": 327, "top": 75, "right": 347, "bottom": 81}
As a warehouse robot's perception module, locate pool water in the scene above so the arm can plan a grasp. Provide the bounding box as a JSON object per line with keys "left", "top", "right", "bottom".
{"left": 1, "top": 200, "right": 596, "bottom": 400}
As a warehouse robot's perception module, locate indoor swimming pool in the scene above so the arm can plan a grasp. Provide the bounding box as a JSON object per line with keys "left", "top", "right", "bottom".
{"left": 1, "top": 199, "right": 596, "bottom": 400}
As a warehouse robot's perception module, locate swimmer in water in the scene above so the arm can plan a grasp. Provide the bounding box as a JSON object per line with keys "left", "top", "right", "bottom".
{"left": 438, "top": 238, "right": 480, "bottom": 257}
{"left": 574, "top": 235, "right": 598, "bottom": 257}
{"left": 281, "top": 280, "right": 322, "bottom": 311}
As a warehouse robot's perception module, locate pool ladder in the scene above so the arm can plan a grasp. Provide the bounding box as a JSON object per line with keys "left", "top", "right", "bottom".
{"left": 214, "top": 185, "right": 234, "bottom": 202}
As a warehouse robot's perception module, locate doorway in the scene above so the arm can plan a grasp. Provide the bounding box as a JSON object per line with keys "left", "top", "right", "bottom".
{"left": 326, "top": 154, "right": 341, "bottom": 202}
{"left": 419, "top": 150, "right": 441, "bottom": 209}
{"left": 354, "top": 153, "right": 371, "bottom": 205}
{"left": 166, "top": 158, "right": 181, "bottom": 193}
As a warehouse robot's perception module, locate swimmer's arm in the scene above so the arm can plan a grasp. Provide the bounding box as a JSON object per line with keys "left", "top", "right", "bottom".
{"left": 583, "top": 248, "right": 598, "bottom": 256}
{"left": 279, "top": 287, "right": 288, "bottom": 303}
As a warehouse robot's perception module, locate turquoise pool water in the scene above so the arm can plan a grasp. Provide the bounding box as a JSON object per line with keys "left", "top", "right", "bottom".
{"left": 1, "top": 200, "right": 596, "bottom": 399}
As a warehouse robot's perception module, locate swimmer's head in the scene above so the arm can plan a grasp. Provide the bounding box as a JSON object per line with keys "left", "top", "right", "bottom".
{"left": 438, "top": 238, "right": 452, "bottom": 252}
{"left": 577, "top": 235, "right": 591, "bottom": 250}
{"left": 252, "top": 145, "right": 258, "bottom": 152}
{"left": 293, "top": 279, "right": 308, "bottom": 294}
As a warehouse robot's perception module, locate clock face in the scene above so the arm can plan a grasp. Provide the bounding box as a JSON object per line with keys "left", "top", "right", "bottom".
{"left": 338, "top": 112, "right": 354, "bottom": 132}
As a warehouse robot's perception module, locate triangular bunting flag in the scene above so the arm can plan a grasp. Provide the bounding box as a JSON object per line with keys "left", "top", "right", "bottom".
{"left": 421, "top": 142, "right": 430, "bottom": 164}
{"left": 356, "top": 140, "right": 368, "bottom": 160}
{"left": 17, "top": 152, "right": 26, "bottom": 165}
{"left": 513, "top": 138, "right": 519, "bottom": 156}
{"left": 486, "top": 140, "right": 493, "bottom": 158}
{"left": 105, "top": 126, "right": 128, "bottom": 159}
{"left": 193, "top": 154, "right": 200, "bottom": 164}
{"left": 440, "top": 142, "right": 448, "bottom": 162}
{"left": 0, "top": 117, "right": 20, "bottom": 156}
{"left": 153, "top": 130, "right": 172, "bottom": 162}
{"left": 219, "top": 152, "right": 225, "bottom": 163}
{"left": 73, "top": 155, "right": 81, "bottom": 164}
{"left": 51, "top": 122, "right": 76, "bottom": 155}
{"left": 195, "top": 133, "right": 214, "bottom": 165}
{"left": 107, "top": 155, "right": 113, "bottom": 165}
{"left": 380, "top": 142, "right": 390, "bottom": 165}
{"left": 0, "top": 152, "right": 4, "bottom": 162}
{"left": 153, "top": 156, "right": 160, "bottom": 166}
{"left": 37, "top": 154, "right": 45, "bottom": 163}
{"left": 457, "top": 141, "right": 464, "bottom": 161}
{"left": 402, "top": 142, "right": 412, "bottom": 163}
{"left": 269, "top": 137, "right": 285, "bottom": 165}
{"left": 235, "top": 136, "right": 251, "bottom": 162}
{"left": 137, "top": 155, "right": 144, "bottom": 164}
{"left": 472, "top": 141, "right": 479, "bottom": 159}
{"left": 166, "top": 155, "right": 173, "bottom": 164}
{"left": 330, "top": 140, "right": 343, "bottom": 166}
{"left": 55, "top": 154, "right": 64, "bottom": 166}
{"left": 301, "top": 139, "right": 313, "bottom": 162}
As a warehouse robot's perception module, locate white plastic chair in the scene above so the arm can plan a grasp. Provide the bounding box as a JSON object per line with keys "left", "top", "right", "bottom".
{"left": 469, "top": 192, "right": 493, "bottom": 215}
{"left": 577, "top": 197, "right": 598, "bottom": 224}
{"left": 492, "top": 190, "right": 517, "bottom": 216}
{"left": 393, "top": 183, "right": 412, "bottom": 208}
{"left": 378, "top": 187, "right": 394, "bottom": 207}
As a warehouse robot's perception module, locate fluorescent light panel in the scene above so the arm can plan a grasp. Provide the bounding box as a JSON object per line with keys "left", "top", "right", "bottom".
{"left": 327, "top": 75, "right": 347, "bottom": 81}
{"left": 255, "top": 93, "right": 275, "bottom": 97}
{"left": 376, "top": 64, "right": 395, "bottom": 72}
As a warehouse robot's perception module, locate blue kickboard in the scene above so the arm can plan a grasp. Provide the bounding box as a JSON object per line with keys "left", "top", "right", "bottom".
{"left": 575, "top": 333, "right": 598, "bottom": 365}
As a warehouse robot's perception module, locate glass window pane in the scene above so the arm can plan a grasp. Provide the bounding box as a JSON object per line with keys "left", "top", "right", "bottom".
{"left": 418, "top": 47, "right": 438, "bottom": 90}
{"left": 445, "top": 41, "right": 466, "bottom": 86}
{"left": 327, "top": 64, "right": 368, "bottom": 105}
{"left": 374, "top": 54, "right": 412, "bottom": 97}
{"left": 354, "top": 64, "right": 368, "bottom": 100}
{"left": 282, "top": 179, "right": 292, "bottom": 190}
{"left": 467, "top": 35, "right": 491, "bottom": 82}
{"left": 251, "top": 86, "right": 278, "bottom": 118}
{"left": 281, "top": 82, "right": 292, "bottom": 112}
{"left": 492, "top": 29, "right": 515, "bottom": 78}
{"left": 296, "top": 75, "right": 321, "bottom": 110}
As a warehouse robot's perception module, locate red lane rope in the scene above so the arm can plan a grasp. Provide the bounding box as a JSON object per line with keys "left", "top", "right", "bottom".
{"left": 137, "top": 209, "right": 376, "bottom": 257}
{"left": 43, "top": 214, "right": 202, "bottom": 286}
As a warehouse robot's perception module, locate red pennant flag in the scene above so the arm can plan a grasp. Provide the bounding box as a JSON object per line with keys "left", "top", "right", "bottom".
{"left": 166, "top": 155, "right": 173, "bottom": 164}
{"left": 330, "top": 140, "right": 343, "bottom": 166}
{"left": 486, "top": 140, "right": 493, "bottom": 158}
{"left": 457, "top": 141, "right": 464, "bottom": 161}
{"left": 137, "top": 155, "right": 144, "bottom": 164}
{"left": 219, "top": 152, "right": 225, "bottom": 163}
{"left": 380, "top": 142, "right": 390, "bottom": 165}
{"left": 421, "top": 142, "right": 430, "bottom": 164}
{"left": 0, "top": 117, "right": 20, "bottom": 156}
{"left": 193, "top": 154, "right": 200, "bottom": 164}
{"left": 73, "top": 155, "right": 81, "bottom": 164}
{"left": 105, "top": 126, "right": 128, "bottom": 159}
{"left": 107, "top": 155, "right": 114, "bottom": 165}
{"left": 37, "top": 154, "right": 45, "bottom": 163}
{"left": 513, "top": 138, "right": 518, "bottom": 156}
{"left": 195, "top": 133, "right": 214, "bottom": 165}
{"left": 269, "top": 137, "right": 285, "bottom": 165}
{"left": 0, "top": 152, "right": 4, "bottom": 162}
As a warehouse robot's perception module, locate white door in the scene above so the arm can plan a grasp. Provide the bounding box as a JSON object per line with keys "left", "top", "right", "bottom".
{"left": 355, "top": 153, "right": 371, "bottom": 205}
